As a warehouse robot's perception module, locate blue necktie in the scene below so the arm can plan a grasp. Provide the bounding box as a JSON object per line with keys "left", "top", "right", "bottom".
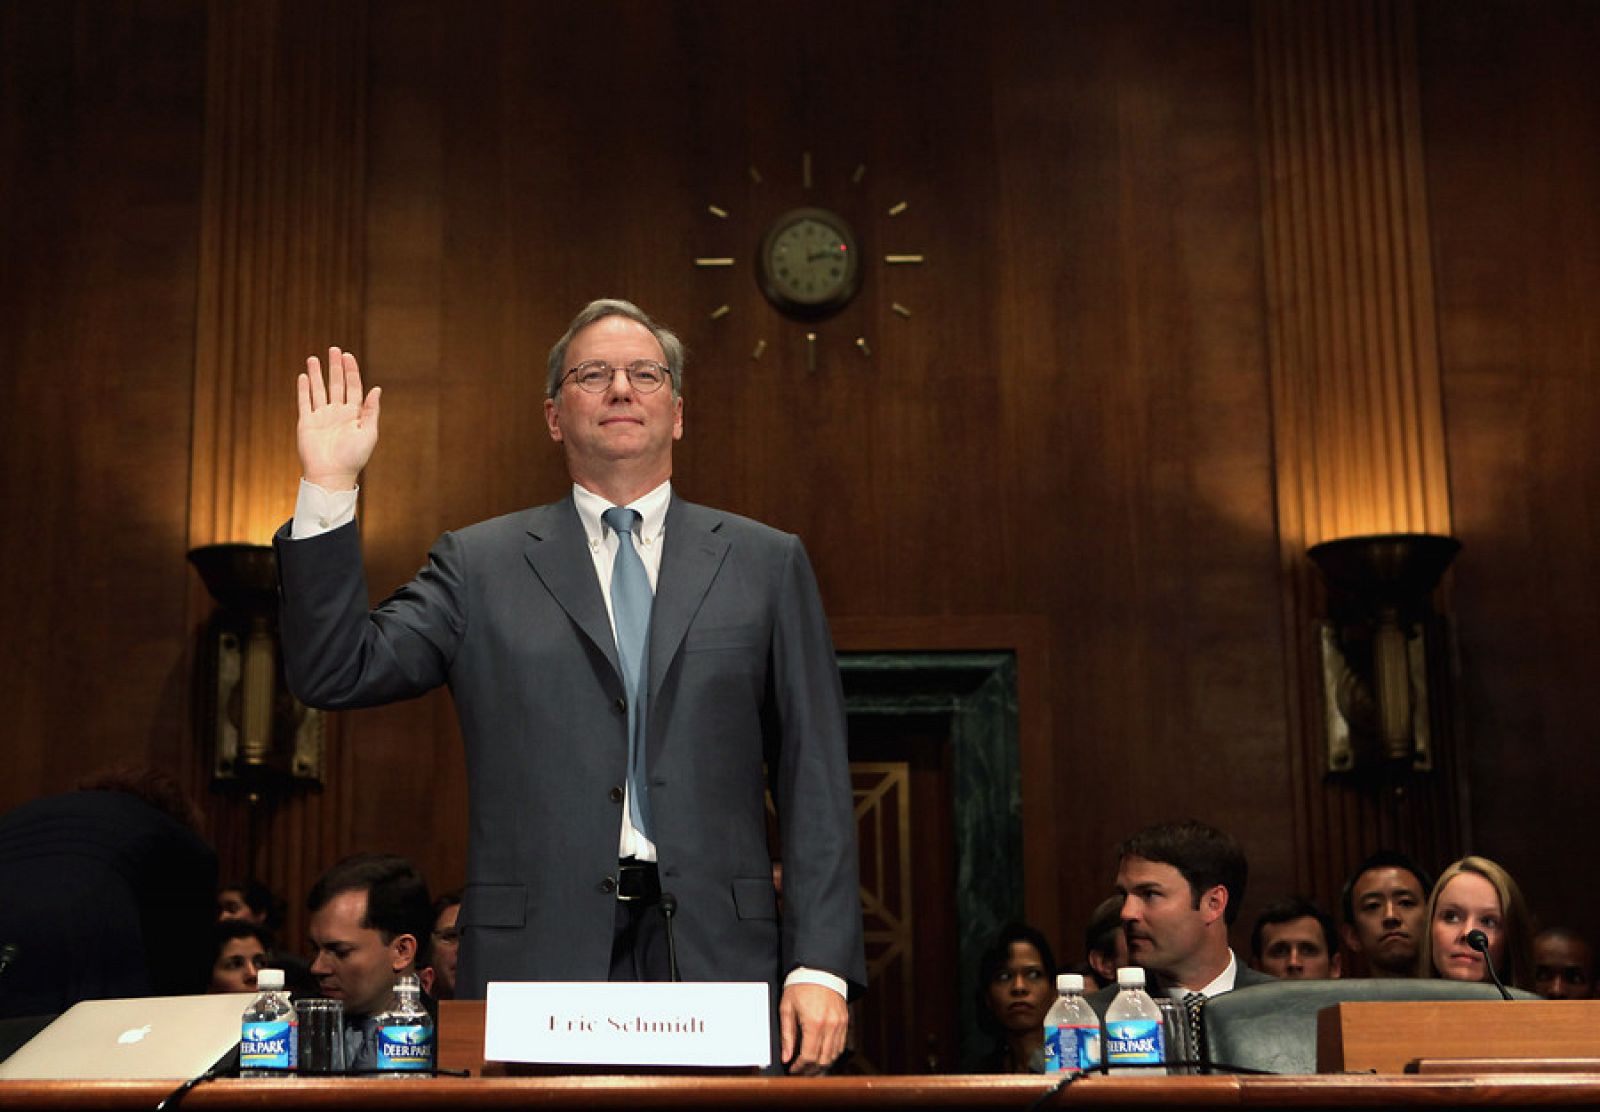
{"left": 602, "top": 506, "right": 653, "bottom": 838}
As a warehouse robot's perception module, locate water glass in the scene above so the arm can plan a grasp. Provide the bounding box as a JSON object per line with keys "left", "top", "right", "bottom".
{"left": 295, "top": 998, "right": 348, "bottom": 1076}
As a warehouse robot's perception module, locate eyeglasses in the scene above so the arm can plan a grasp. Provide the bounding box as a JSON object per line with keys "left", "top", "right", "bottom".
{"left": 431, "top": 928, "right": 461, "bottom": 946}
{"left": 561, "top": 359, "right": 671, "bottom": 395}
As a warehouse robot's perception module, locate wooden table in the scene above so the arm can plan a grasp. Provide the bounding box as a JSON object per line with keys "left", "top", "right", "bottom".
{"left": 7, "top": 1073, "right": 1600, "bottom": 1112}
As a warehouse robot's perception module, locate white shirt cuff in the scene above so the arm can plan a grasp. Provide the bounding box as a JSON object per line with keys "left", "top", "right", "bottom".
{"left": 290, "top": 479, "right": 359, "bottom": 539}
{"left": 784, "top": 966, "right": 848, "bottom": 1000}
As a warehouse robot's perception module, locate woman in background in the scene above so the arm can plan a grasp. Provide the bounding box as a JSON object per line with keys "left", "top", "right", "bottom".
{"left": 971, "top": 922, "right": 1058, "bottom": 1073}
{"left": 207, "top": 920, "right": 270, "bottom": 994}
{"left": 1418, "top": 855, "right": 1534, "bottom": 992}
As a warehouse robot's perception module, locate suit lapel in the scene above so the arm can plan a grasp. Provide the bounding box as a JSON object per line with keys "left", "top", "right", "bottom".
{"left": 522, "top": 497, "right": 622, "bottom": 679}
{"left": 649, "top": 498, "right": 729, "bottom": 697}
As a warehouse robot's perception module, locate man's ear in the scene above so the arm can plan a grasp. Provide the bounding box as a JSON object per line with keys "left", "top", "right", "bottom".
{"left": 1330, "top": 951, "right": 1344, "bottom": 979}
{"left": 545, "top": 397, "right": 563, "bottom": 443}
{"left": 1200, "top": 884, "right": 1228, "bottom": 925}
{"left": 391, "top": 932, "right": 418, "bottom": 972}
{"left": 1341, "top": 923, "right": 1362, "bottom": 954}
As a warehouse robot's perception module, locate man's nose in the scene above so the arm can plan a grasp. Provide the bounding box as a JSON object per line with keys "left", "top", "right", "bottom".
{"left": 309, "top": 952, "right": 332, "bottom": 975}
{"left": 603, "top": 366, "right": 636, "bottom": 398}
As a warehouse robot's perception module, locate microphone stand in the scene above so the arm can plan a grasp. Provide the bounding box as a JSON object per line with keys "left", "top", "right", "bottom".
{"left": 659, "top": 893, "right": 681, "bottom": 982}
{"left": 1466, "top": 929, "right": 1514, "bottom": 1000}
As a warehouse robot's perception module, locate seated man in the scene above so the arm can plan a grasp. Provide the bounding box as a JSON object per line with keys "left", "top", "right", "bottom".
{"left": 421, "top": 891, "right": 461, "bottom": 1001}
{"left": 0, "top": 769, "right": 216, "bottom": 1018}
{"left": 1082, "top": 895, "right": 1127, "bottom": 990}
{"left": 1339, "top": 851, "right": 1432, "bottom": 978}
{"left": 1089, "top": 819, "right": 1273, "bottom": 1062}
{"left": 1250, "top": 896, "right": 1341, "bottom": 979}
{"left": 306, "top": 853, "right": 433, "bottom": 1070}
{"left": 1532, "top": 926, "right": 1594, "bottom": 1000}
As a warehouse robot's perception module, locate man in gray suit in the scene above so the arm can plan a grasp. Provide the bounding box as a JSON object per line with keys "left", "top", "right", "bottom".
{"left": 275, "top": 299, "right": 864, "bottom": 1073}
{"left": 1088, "top": 819, "right": 1273, "bottom": 1063}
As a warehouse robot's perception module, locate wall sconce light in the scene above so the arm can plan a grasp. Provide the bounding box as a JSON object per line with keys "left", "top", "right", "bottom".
{"left": 1308, "top": 533, "right": 1461, "bottom": 774}
{"left": 189, "top": 543, "right": 323, "bottom": 799}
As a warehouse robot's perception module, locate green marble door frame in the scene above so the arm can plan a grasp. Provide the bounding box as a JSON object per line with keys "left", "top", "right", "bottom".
{"left": 840, "top": 651, "right": 1021, "bottom": 1071}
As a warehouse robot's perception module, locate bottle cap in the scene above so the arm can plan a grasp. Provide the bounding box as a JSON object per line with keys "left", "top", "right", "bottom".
{"left": 256, "top": 968, "right": 285, "bottom": 990}
{"left": 1115, "top": 966, "right": 1146, "bottom": 987}
{"left": 1057, "top": 973, "right": 1084, "bottom": 993}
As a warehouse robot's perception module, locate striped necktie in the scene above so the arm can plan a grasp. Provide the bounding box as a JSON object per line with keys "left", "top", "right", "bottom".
{"left": 1182, "top": 991, "right": 1206, "bottom": 1069}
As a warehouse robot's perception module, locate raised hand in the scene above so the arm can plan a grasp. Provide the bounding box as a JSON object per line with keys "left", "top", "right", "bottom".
{"left": 296, "top": 347, "right": 381, "bottom": 491}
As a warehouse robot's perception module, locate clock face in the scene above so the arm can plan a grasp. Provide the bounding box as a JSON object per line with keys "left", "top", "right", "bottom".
{"left": 758, "top": 207, "right": 861, "bottom": 316}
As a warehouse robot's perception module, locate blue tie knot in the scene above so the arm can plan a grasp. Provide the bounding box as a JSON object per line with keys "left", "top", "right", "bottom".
{"left": 602, "top": 506, "right": 640, "bottom": 542}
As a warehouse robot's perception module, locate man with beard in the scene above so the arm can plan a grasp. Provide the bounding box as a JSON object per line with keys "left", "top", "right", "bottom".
{"left": 1339, "top": 851, "right": 1432, "bottom": 978}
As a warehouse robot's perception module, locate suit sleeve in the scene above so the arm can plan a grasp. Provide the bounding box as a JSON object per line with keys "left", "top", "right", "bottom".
{"left": 769, "top": 536, "right": 868, "bottom": 997}
{"left": 274, "top": 520, "right": 467, "bottom": 709}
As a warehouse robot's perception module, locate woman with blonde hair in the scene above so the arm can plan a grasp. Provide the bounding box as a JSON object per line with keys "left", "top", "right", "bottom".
{"left": 1418, "top": 855, "right": 1535, "bottom": 991}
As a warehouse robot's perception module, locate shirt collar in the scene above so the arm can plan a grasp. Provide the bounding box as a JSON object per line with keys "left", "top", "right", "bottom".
{"left": 572, "top": 479, "right": 672, "bottom": 543}
{"left": 1169, "top": 949, "right": 1239, "bottom": 1000}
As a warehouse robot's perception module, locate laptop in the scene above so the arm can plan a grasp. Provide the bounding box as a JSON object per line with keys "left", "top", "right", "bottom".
{"left": 0, "top": 993, "right": 253, "bottom": 1080}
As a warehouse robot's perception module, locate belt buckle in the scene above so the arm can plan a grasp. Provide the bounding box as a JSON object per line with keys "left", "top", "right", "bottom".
{"left": 616, "top": 861, "right": 657, "bottom": 903}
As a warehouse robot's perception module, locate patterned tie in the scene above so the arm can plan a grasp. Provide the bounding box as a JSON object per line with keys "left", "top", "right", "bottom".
{"left": 1182, "top": 991, "right": 1206, "bottom": 1069}
{"left": 602, "top": 506, "right": 653, "bottom": 838}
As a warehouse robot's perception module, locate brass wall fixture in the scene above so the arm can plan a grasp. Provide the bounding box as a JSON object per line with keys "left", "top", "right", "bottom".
{"left": 189, "top": 543, "right": 323, "bottom": 799}
{"left": 1308, "top": 533, "right": 1461, "bottom": 774}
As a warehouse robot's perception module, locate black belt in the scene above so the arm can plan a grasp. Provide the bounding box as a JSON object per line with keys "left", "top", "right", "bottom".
{"left": 616, "top": 858, "right": 661, "bottom": 903}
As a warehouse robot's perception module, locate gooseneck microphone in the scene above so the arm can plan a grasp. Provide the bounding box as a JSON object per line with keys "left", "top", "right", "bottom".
{"left": 1466, "top": 929, "right": 1514, "bottom": 1000}
{"left": 659, "top": 893, "right": 681, "bottom": 982}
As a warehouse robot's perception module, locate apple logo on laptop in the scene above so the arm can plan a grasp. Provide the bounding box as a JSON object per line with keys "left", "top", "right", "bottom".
{"left": 118, "top": 1025, "right": 153, "bottom": 1045}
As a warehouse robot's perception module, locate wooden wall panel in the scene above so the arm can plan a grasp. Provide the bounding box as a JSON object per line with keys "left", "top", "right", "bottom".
{"left": 988, "top": 3, "right": 1292, "bottom": 948}
{"left": 0, "top": 2, "right": 207, "bottom": 808}
{"left": 5, "top": 0, "right": 1596, "bottom": 990}
{"left": 187, "top": 0, "right": 368, "bottom": 950}
{"left": 1419, "top": 0, "right": 1600, "bottom": 936}
{"left": 1253, "top": 0, "right": 1464, "bottom": 915}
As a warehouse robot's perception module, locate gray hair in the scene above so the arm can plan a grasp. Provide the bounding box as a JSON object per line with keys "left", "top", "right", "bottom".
{"left": 545, "top": 298, "right": 685, "bottom": 400}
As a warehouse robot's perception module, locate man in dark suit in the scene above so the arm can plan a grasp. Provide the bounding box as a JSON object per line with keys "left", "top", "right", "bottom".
{"left": 0, "top": 770, "right": 217, "bottom": 1020}
{"left": 1087, "top": 819, "right": 1273, "bottom": 1063}
{"left": 305, "top": 854, "right": 434, "bottom": 1072}
{"left": 275, "top": 299, "right": 863, "bottom": 1073}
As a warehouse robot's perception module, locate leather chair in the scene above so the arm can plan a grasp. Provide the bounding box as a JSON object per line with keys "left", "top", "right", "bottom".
{"left": 1202, "top": 978, "right": 1536, "bottom": 1075}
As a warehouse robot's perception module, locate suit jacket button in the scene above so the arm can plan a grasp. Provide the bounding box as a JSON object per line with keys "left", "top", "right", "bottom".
{"left": 599, "top": 876, "right": 616, "bottom": 894}
{"left": 614, "top": 697, "right": 627, "bottom": 713}
{"left": 609, "top": 785, "right": 624, "bottom": 803}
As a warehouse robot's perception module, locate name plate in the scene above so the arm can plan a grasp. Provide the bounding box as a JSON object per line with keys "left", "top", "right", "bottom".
{"left": 484, "top": 981, "right": 771, "bottom": 1068}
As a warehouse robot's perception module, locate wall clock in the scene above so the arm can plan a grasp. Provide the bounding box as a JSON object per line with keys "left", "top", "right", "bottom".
{"left": 692, "top": 153, "right": 926, "bottom": 368}
{"left": 757, "top": 206, "right": 861, "bottom": 318}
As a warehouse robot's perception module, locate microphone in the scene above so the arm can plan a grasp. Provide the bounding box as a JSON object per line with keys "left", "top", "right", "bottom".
{"left": 1466, "top": 929, "right": 1513, "bottom": 1000}
{"left": 659, "top": 893, "right": 681, "bottom": 982}
{"left": 0, "top": 942, "right": 19, "bottom": 984}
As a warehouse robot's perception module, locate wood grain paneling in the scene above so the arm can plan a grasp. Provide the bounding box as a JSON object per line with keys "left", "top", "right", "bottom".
{"left": 5, "top": 0, "right": 1598, "bottom": 994}
{"left": 1253, "top": 0, "right": 1465, "bottom": 913}
{"left": 1420, "top": 0, "right": 1600, "bottom": 936}
{"left": 187, "top": 0, "right": 368, "bottom": 948}
{"left": 0, "top": 1, "right": 207, "bottom": 806}
{"left": 988, "top": 2, "right": 1292, "bottom": 948}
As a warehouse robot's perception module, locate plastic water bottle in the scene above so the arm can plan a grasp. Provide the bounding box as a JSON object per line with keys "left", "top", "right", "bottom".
{"left": 239, "top": 968, "right": 297, "bottom": 1077}
{"left": 374, "top": 972, "right": 434, "bottom": 1075}
{"left": 1104, "top": 966, "right": 1164, "bottom": 1074}
{"left": 1044, "top": 973, "right": 1102, "bottom": 1074}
